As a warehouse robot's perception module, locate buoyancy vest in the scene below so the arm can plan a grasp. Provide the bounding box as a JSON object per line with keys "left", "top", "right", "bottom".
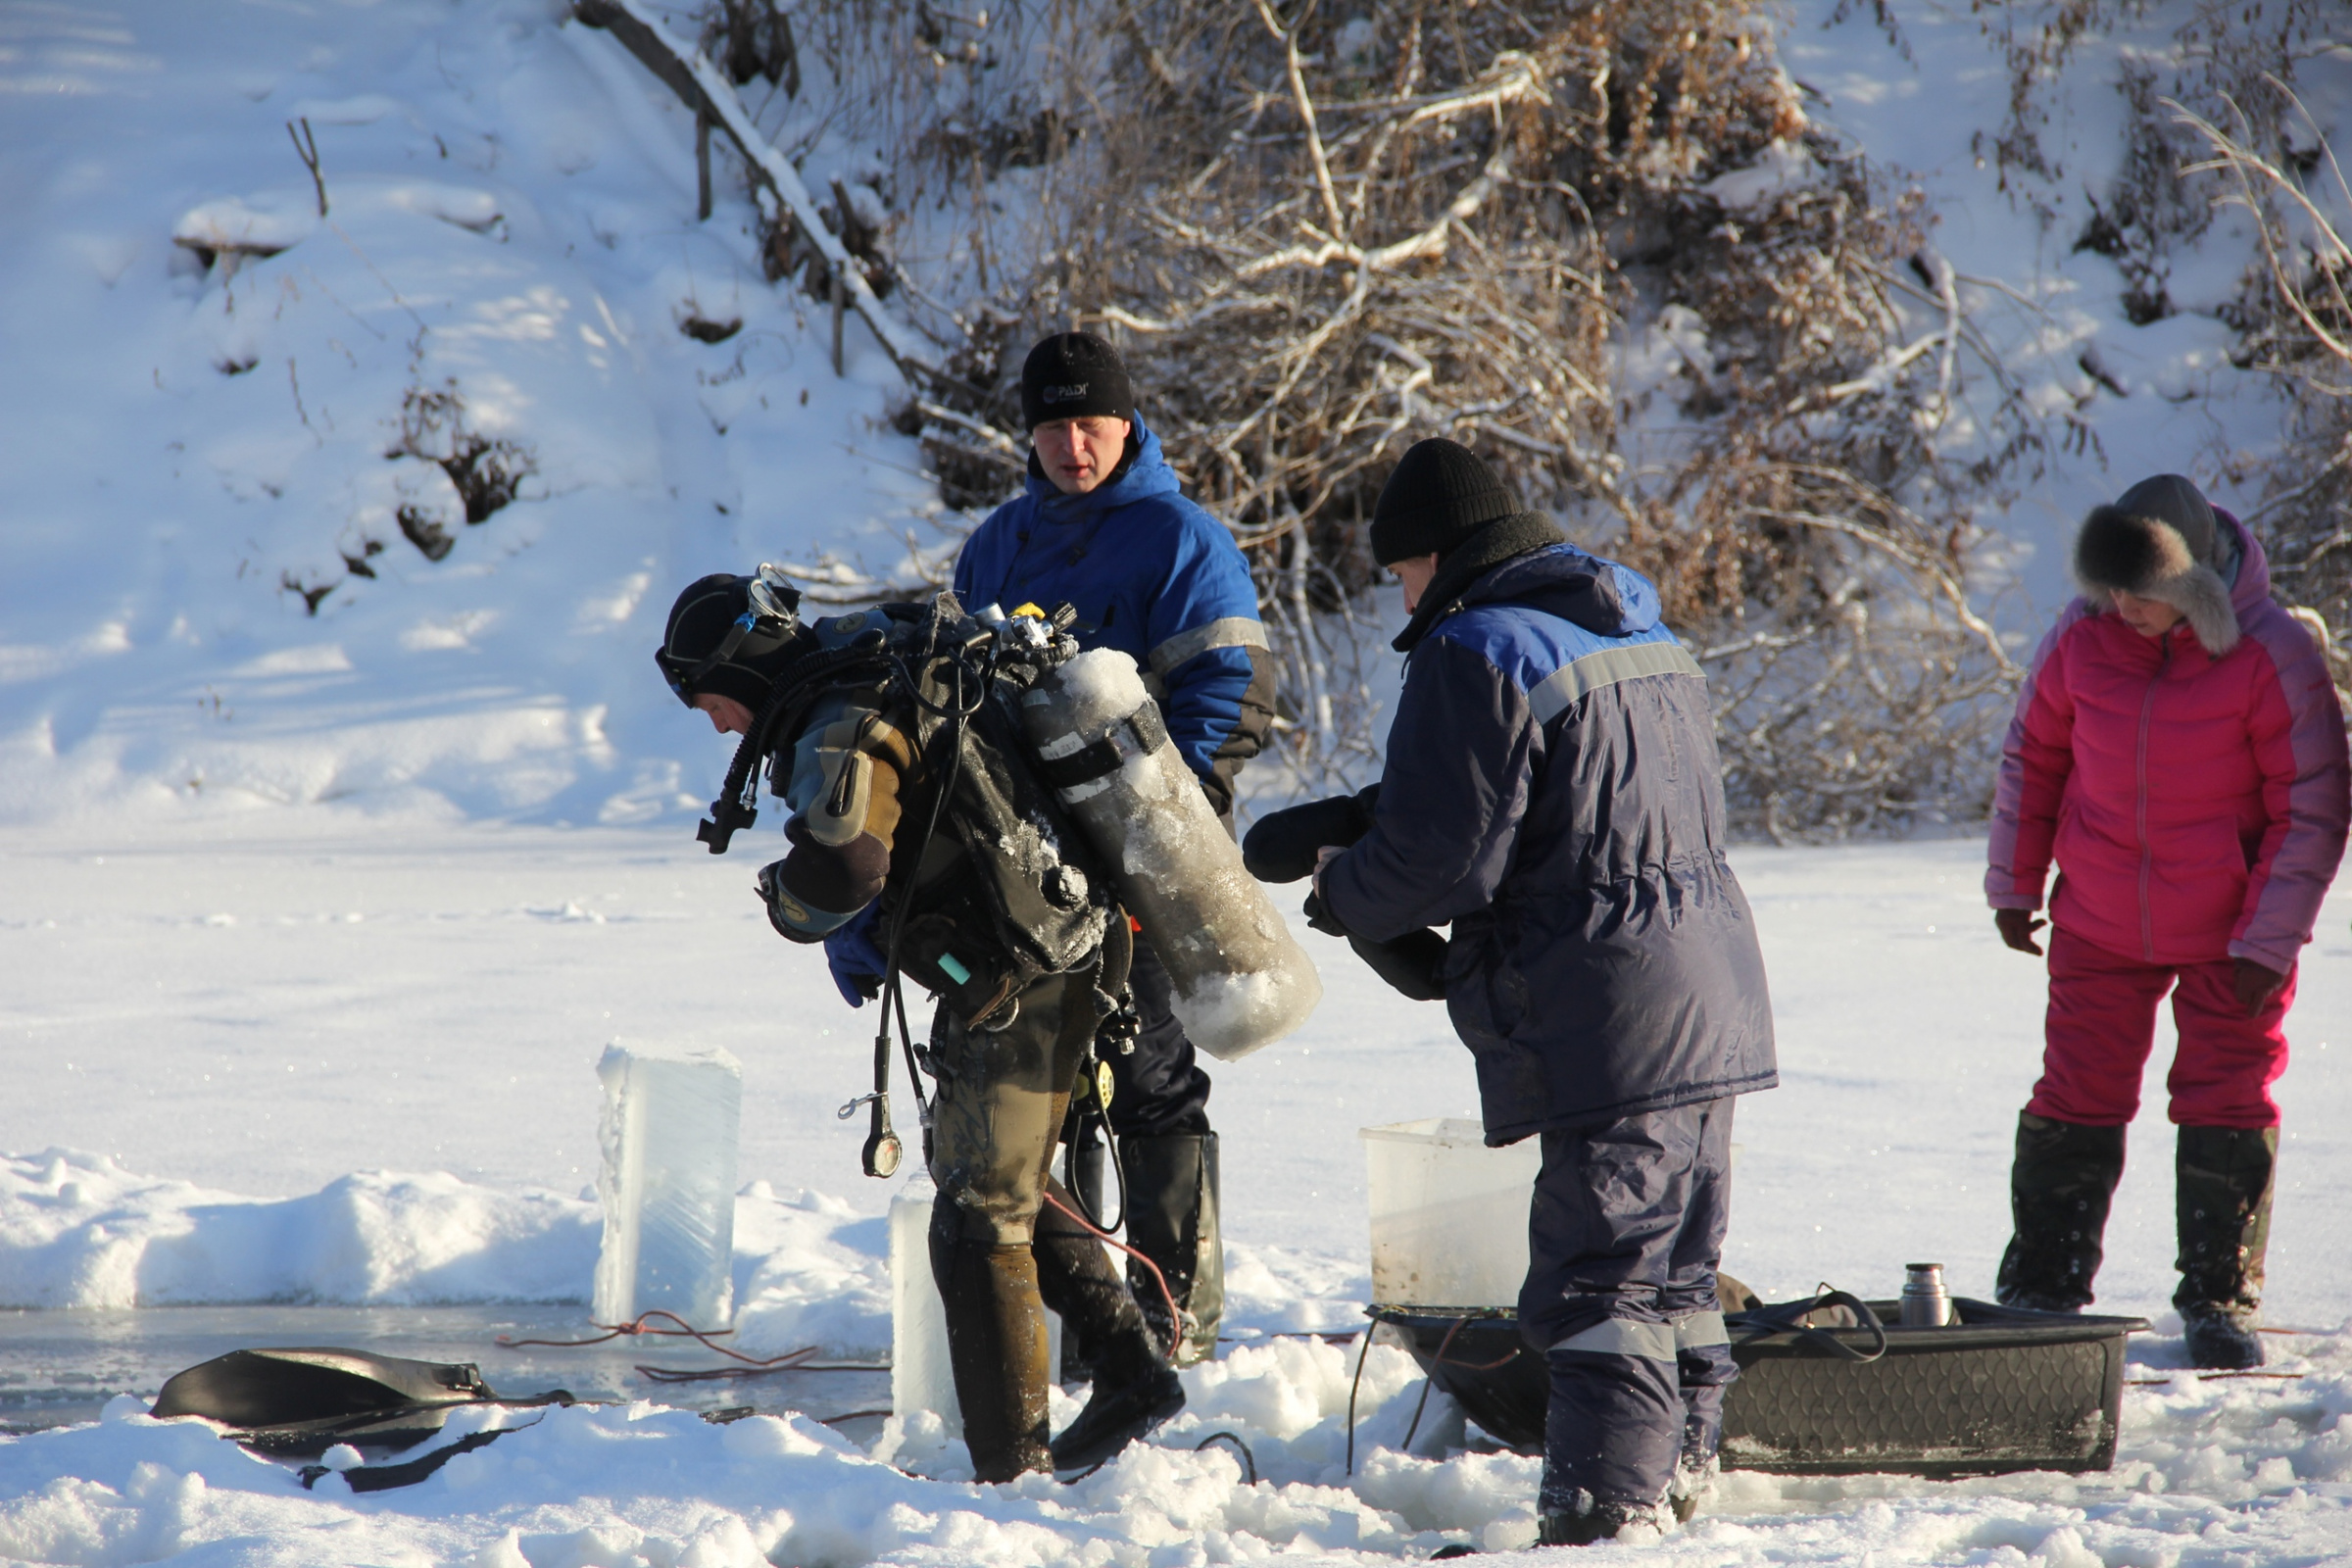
{"left": 760, "top": 594, "right": 1113, "bottom": 1028}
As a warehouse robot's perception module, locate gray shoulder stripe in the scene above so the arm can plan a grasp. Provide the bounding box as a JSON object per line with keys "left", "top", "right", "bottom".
{"left": 1528, "top": 640, "right": 1705, "bottom": 725}
{"left": 1149, "top": 615, "right": 1270, "bottom": 674}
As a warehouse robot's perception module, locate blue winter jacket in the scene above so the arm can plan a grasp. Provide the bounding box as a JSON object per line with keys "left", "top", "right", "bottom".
{"left": 1320, "top": 543, "right": 1777, "bottom": 1142}
{"left": 954, "top": 416, "right": 1274, "bottom": 810}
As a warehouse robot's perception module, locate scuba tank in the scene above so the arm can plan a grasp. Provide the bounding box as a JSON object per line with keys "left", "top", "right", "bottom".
{"left": 1016, "top": 646, "right": 1322, "bottom": 1060}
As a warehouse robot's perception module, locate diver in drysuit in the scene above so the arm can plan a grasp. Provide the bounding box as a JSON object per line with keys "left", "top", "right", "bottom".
{"left": 655, "top": 572, "right": 1184, "bottom": 1482}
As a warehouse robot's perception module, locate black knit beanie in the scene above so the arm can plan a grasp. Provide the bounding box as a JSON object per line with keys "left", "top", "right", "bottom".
{"left": 1020, "top": 331, "right": 1134, "bottom": 429}
{"left": 1368, "top": 438, "right": 1524, "bottom": 564}
{"left": 656, "top": 574, "right": 800, "bottom": 710}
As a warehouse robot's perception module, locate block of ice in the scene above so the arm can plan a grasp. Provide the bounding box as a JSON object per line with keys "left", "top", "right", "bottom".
{"left": 592, "top": 1043, "right": 741, "bottom": 1329}
{"left": 890, "top": 1172, "right": 1060, "bottom": 1440}
{"left": 890, "top": 1174, "right": 959, "bottom": 1436}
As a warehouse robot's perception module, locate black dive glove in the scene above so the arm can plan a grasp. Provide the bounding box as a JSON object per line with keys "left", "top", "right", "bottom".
{"left": 1244, "top": 785, "right": 1381, "bottom": 883}
{"left": 755, "top": 859, "right": 823, "bottom": 945}
{"left": 1303, "top": 888, "right": 1449, "bottom": 1003}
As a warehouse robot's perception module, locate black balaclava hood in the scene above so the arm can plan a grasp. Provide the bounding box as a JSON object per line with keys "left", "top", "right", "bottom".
{"left": 658, "top": 574, "right": 800, "bottom": 709}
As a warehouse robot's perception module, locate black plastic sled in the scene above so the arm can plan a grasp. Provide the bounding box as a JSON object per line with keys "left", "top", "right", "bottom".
{"left": 151, "top": 1348, "right": 572, "bottom": 1491}
{"left": 1372, "top": 1295, "right": 2148, "bottom": 1477}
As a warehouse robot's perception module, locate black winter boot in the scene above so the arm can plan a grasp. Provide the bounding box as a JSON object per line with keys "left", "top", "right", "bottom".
{"left": 1995, "top": 1112, "right": 2127, "bottom": 1311}
{"left": 928, "top": 1216, "right": 1054, "bottom": 1483}
{"left": 1537, "top": 1497, "right": 1670, "bottom": 1546}
{"left": 2175, "top": 1125, "right": 2277, "bottom": 1370}
{"left": 1056, "top": 1122, "right": 1110, "bottom": 1385}
{"left": 1119, "top": 1132, "right": 1223, "bottom": 1366}
{"left": 1032, "top": 1177, "right": 1185, "bottom": 1473}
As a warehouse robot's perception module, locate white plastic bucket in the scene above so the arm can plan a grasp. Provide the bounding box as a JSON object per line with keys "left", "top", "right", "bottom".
{"left": 1360, "top": 1117, "right": 1540, "bottom": 1308}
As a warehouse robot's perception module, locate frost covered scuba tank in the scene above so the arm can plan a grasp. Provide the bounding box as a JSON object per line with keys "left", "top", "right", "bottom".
{"left": 1016, "top": 646, "right": 1321, "bottom": 1060}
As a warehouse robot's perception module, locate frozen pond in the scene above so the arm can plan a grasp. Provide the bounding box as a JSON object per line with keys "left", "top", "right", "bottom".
{"left": 0, "top": 1303, "right": 889, "bottom": 1436}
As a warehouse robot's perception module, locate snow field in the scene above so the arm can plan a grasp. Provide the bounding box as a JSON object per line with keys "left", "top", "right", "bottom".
{"left": 5, "top": 816, "right": 2352, "bottom": 1562}
{"left": 0, "top": 1330, "right": 2345, "bottom": 1565}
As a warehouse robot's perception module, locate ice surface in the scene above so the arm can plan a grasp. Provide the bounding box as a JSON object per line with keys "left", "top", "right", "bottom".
{"left": 592, "top": 1043, "right": 741, "bottom": 1329}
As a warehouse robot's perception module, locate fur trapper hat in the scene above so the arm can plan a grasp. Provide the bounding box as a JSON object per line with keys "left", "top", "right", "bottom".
{"left": 2073, "top": 473, "right": 2239, "bottom": 655}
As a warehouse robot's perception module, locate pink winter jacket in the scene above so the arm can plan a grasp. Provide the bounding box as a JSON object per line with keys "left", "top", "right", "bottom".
{"left": 1986, "top": 514, "right": 2350, "bottom": 973}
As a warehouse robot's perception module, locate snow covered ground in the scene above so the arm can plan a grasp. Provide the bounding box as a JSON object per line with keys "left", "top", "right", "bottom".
{"left": 5, "top": 815, "right": 2351, "bottom": 1563}
{"left": 6, "top": 0, "right": 2352, "bottom": 1560}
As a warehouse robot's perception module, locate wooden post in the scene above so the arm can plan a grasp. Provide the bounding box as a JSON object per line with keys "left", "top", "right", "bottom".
{"left": 831, "top": 263, "right": 846, "bottom": 376}
{"left": 695, "top": 110, "right": 712, "bottom": 220}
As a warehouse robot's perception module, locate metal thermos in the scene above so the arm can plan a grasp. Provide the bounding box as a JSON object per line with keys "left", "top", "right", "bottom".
{"left": 1900, "top": 1262, "right": 1954, "bottom": 1327}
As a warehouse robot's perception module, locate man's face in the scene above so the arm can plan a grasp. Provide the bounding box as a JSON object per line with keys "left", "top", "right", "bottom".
{"left": 693, "top": 692, "right": 754, "bottom": 735}
{"left": 1033, "top": 416, "right": 1131, "bottom": 496}
{"left": 2110, "top": 590, "right": 2186, "bottom": 639}
{"left": 1392, "top": 553, "right": 1443, "bottom": 612}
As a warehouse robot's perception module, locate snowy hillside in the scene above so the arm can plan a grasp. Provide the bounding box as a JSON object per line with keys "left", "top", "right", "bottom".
{"left": 4, "top": 0, "right": 2348, "bottom": 829}
{"left": 0, "top": 0, "right": 947, "bottom": 829}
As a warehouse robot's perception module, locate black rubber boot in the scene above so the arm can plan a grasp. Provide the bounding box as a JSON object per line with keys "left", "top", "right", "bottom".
{"left": 1994, "top": 1112, "right": 2127, "bottom": 1311}
{"left": 1055, "top": 1121, "right": 1110, "bottom": 1385}
{"left": 1119, "top": 1132, "right": 1223, "bottom": 1366}
{"left": 928, "top": 1214, "right": 1053, "bottom": 1483}
{"left": 2175, "top": 1124, "right": 2277, "bottom": 1371}
{"left": 1033, "top": 1179, "right": 1185, "bottom": 1473}
{"left": 1537, "top": 1498, "right": 1669, "bottom": 1546}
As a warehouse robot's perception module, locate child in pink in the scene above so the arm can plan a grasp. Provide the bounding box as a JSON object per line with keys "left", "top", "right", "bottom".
{"left": 1986, "top": 474, "right": 2346, "bottom": 1367}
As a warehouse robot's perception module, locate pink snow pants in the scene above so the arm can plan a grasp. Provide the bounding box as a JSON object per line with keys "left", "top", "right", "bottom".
{"left": 2027, "top": 926, "right": 2293, "bottom": 1129}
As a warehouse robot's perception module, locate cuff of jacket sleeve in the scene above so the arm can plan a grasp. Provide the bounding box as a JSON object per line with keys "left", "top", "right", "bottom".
{"left": 770, "top": 889, "right": 862, "bottom": 942}
{"left": 2228, "top": 937, "right": 2300, "bottom": 975}
{"left": 1985, "top": 892, "right": 2044, "bottom": 911}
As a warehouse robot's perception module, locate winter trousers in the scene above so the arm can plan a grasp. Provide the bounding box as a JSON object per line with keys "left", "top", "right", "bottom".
{"left": 2030, "top": 927, "right": 2293, "bottom": 1129}
{"left": 1103, "top": 937, "right": 1213, "bottom": 1137}
{"left": 1518, "top": 1098, "right": 1739, "bottom": 1515}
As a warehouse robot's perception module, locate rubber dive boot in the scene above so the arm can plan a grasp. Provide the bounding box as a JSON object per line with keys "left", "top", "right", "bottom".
{"left": 2175, "top": 1124, "right": 2276, "bottom": 1371}
{"left": 928, "top": 1220, "right": 1053, "bottom": 1483}
{"left": 1119, "top": 1132, "right": 1223, "bottom": 1366}
{"left": 1032, "top": 1181, "right": 1184, "bottom": 1474}
{"left": 1994, "top": 1112, "right": 2126, "bottom": 1311}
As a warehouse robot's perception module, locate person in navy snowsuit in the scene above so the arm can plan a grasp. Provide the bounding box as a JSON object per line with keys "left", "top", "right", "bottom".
{"left": 844, "top": 330, "right": 1274, "bottom": 1365}
{"left": 1309, "top": 439, "right": 1776, "bottom": 1544}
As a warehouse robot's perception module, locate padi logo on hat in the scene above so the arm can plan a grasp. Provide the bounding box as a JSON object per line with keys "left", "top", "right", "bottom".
{"left": 1043, "top": 381, "right": 1089, "bottom": 404}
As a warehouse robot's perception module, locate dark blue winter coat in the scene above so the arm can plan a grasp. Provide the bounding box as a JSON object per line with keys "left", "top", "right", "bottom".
{"left": 1320, "top": 543, "right": 1777, "bottom": 1143}
{"left": 954, "top": 416, "right": 1275, "bottom": 811}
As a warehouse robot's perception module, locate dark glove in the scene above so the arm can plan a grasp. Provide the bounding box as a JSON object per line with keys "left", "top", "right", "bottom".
{"left": 1993, "top": 907, "right": 2046, "bottom": 956}
{"left": 2232, "top": 956, "right": 2287, "bottom": 1018}
{"left": 1304, "top": 889, "right": 1447, "bottom": 1001}
{"left": 1349, "top": 928, "right": 1449, "bottom": 1002}
{"left": 1302, "top": 887, "right": 1348, "bottom": 938}
{"left": 823, "top": 905, "right": 888, "bottom": 1007}
{"left": 1244, "top": 785, "right": 1380, "bottom": 883}
{"left": 755, "top": 859, "right": 822, "bottom": 945}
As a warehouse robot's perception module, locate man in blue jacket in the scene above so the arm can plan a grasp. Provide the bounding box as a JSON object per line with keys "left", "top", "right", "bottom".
{"left": 1308, "top": 439, "right": 1776, "bottom": 1544}
{"left": 841, "top": 330, "right": 1274, "bottom": 1366}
